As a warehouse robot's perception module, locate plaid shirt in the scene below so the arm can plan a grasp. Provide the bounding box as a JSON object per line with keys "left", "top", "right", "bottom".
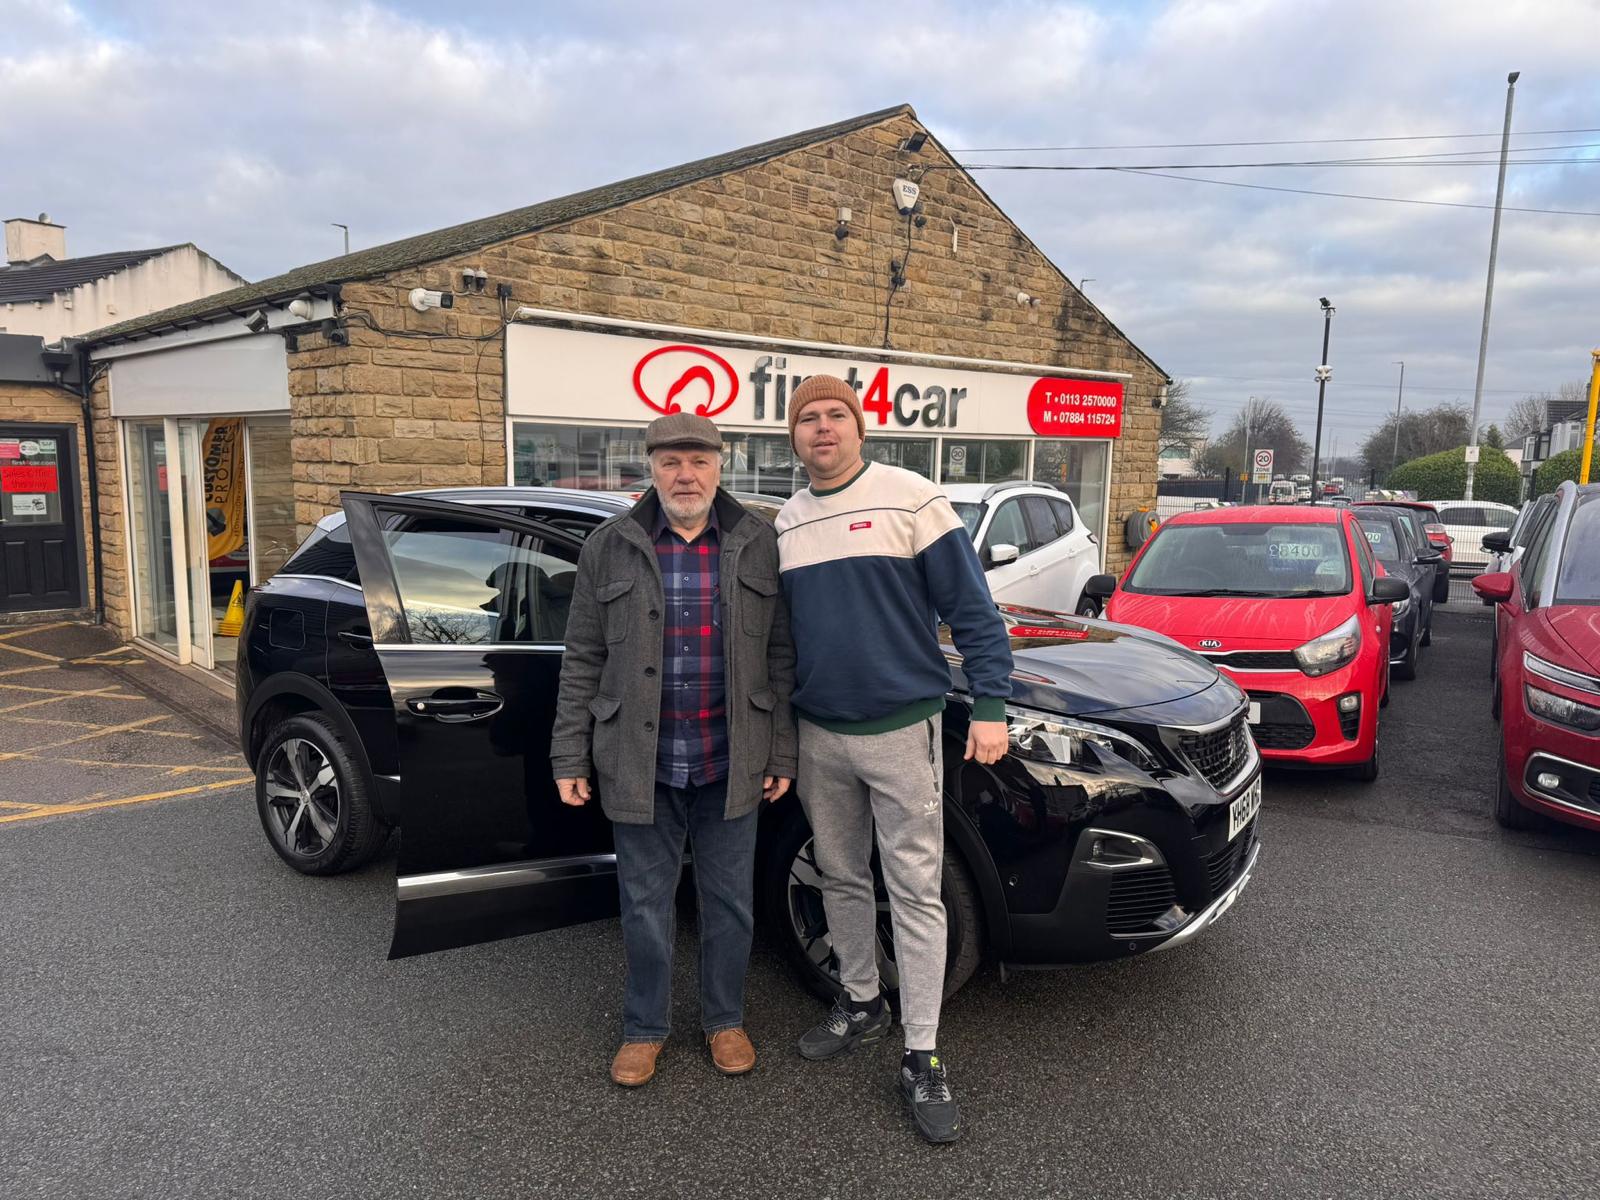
{"left": 652, "top": 506, "right": 728, "bottom": 787}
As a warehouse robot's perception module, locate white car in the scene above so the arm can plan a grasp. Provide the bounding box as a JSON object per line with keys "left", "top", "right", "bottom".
{"left": 943, "top": 481, "right": 1101, "bottom": 614}
{"left": 1427, "top": 500, "right": 1520, "bottom": 571}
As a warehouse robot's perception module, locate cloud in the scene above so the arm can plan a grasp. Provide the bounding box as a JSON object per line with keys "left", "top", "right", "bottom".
{"left": 3, "top": 0, "right": 1596, "bottom": 452}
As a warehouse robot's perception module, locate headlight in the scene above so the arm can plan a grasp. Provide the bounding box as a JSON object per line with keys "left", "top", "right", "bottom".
{"left": 1005, "top": 705, "right": 1163, "bottom": 772}
{"left": 1293, "top": 614, "right": 1362, "bottom": 677}
{"left": 1525, "top": 686, "right": 1600, "bottom": 733}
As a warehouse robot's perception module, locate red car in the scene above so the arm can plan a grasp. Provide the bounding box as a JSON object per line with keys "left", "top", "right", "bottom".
{"left": 1473, "top": 481, "right": 1600, "bottom": 832}
{"left": 1086, "top": 505, "right": 1406, "bottom": 781}
{"left": 1354, "top": 500, "right": 1453, "bottom": 604}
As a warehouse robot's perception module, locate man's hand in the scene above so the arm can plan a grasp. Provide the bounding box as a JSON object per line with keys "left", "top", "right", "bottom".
{"left": 556, "top": 777, "right": 591, "bottom": 807}
{"left": 964, "top": 720, "right": 1008, "bottom": 766}
{"left": 763, "top": 775, "right": 792, "bottom": 803}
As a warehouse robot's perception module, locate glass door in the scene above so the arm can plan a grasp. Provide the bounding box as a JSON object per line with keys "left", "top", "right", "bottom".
{"left": 175, "top": 420, "right": 215, "bottom": 670}
{"left": 127, "top": 420, "right": 179, "bottom": 653}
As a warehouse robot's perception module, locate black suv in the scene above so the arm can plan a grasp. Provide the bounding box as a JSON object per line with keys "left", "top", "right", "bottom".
{"left": 237, "top": 487, "right": 1263, "bottom": 999}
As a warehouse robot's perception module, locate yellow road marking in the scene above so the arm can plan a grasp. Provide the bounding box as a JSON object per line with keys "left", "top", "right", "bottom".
{"left": 0, "top": 640, "right": 62, "bottom": 663}
{"left": 0, "top": 800, "right": 43, "bottom": 810}
{"left": 0, "top": 755, "right": 238, "bottom": 772}
{"left": 0, "top": 777, "right": 253, "bottom": 823}
{"left": 6, "top": 714, "right": 199, "bottom": 737}
{"left": 0, "top": 680, "right": 147, "bottom": 700}
{"left": 0, "top": 688, "right": 136, "bottom": 716}
{"left": 0, "top": 663, "right": 56, "bottom": 679}
{"left": 0, "top": 714, "right": 172, "bottom": 761}
{"left": 68, "top": 657, "right": 144, "bottom": 665}
{"left": 0, "top": 621, "right": 73, "bottom": 641}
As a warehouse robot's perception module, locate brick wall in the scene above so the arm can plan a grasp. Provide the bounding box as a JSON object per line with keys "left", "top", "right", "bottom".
{"left": 292, "top": 111, "right": 1165, "bottom": 572}
{"left": 0, "top": 382, "right": 97, "bottom": 616}
{"left": 87, "top": 371, "right": 131, "bottom": 638}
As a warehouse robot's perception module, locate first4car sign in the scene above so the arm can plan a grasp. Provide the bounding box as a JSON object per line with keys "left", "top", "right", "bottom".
{"left": 507, "top": 320, "right": 1126, "bottom": 440}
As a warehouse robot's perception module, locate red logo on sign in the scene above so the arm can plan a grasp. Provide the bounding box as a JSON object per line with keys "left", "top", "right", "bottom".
{"left": 1026, "top": 378, "right": 1124, "bottom": 439}
{"left": 849, "top": 521, "right": 872, "bottom": 531}
{"left": 632, "top": 345, "right": 740, "bottom": 418}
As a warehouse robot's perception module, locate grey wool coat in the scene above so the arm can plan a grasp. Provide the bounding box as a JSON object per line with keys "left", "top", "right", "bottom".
{"left": 550, "top": 488, "right": 798, "bottom": 824}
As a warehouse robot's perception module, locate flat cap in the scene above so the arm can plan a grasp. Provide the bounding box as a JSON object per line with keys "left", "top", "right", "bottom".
{"left": 645, "top": 412, "right": 723, "bottom": 452}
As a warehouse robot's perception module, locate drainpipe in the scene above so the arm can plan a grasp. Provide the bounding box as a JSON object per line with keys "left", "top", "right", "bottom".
{"left": 52, "top": 340, "right": 105, "bottom": 626}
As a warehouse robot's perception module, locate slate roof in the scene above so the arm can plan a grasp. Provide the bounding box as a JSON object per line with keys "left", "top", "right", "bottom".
{"left": 0, "top": 246, "right": 187, "bottom": 304}
{"left": 84, "top": 105, "right": 916, "bottom": 345}
{"left": 1546, "top": 397, "right": 1589, "bottom": 425}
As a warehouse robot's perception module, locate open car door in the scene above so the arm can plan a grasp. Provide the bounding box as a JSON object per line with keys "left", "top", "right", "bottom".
{"left": 340, "top": 491, "right": 617, "bottom": 958}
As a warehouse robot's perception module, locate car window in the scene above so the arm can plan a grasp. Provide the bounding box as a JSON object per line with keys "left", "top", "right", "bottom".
{"left": 1443, "top": 505, "right": 1483, "bottom": 527}
{"left": 1483, "top": 507, "right": 1516, "bottom": 531}
{"left": 1555, "top": 492, "right": 1600, "bottom": 604}
{"left": 1352, "top": 520, "right": 1376, "bottom": 590}
{"left": 983, "top": 499, "right": 1034, "bottom": 557}
{"left": 1518, "top": 504, "right": 1559, "bottom": 607}
{"left": 1049, "top": 497, "right": 1078, "bottom": 536}
{"left": 281, "top": 518, "right": 362, "bottom": 583}
{"left": 1124, "top": 521, "right": 1352, "bottom": 597}
{"left": 1513, "top": 499, "right": 1551, "bottom": 547}
{"left": 385, "top": 517, "right": 579, "bottom": 644}
{"left": 1021, "top": 495, "right": 1062, "bottom": 546}
{"left": 1355, "top": 515, "right": 1404, "bottom": 568}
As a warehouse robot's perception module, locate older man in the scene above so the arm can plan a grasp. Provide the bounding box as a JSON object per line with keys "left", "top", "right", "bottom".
{"left": 552, "top": 413, "right": 796, "bottom": 1087}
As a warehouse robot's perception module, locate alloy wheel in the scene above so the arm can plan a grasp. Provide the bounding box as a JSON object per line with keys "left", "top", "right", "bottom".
{"left": 262, "top": 737, "right": 341, "bottom": 858}
{"left": 786, "top": 836, "right": 901, "bottom": 992}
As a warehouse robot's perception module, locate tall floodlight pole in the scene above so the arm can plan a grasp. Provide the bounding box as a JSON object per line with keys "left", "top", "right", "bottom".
{"left": 1465, "top": 70, "right": 1520, "bottom": 502}
{"left": 1242, "top": 396, "right": 1256, "bottom": 503}
{"left": 1311, "top": 299, "right": 1334, "bottom": 500}
{"left": 1390, "top": 361, "right": 1406, "bottom": 477}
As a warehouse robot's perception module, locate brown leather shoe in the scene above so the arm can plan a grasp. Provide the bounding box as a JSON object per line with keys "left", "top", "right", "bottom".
{"left": 610, "top": 1041, "right": 663, "bottom": 1087}
{"left": 707, "top": 1028, "right": 756, "bottom": 1076}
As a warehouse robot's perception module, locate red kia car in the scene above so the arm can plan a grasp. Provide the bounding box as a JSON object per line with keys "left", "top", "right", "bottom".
{"left": 1473, "top": 481, "right": 1600, "bottom": 832}
{"left": 1086, "top": 505, "right": 1406, "bottom": 781}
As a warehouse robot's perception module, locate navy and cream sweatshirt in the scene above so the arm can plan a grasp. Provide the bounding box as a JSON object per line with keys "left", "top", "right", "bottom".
{"left": 776, "top": 461, "right": 1015, "bottom": 734}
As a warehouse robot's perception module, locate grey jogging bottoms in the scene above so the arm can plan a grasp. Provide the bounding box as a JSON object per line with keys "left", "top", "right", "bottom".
{"left": 797, "top": 715, "right": 946, "bottom": 1051}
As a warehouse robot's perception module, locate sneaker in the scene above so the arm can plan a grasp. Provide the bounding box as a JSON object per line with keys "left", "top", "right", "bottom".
{"left": 901, "top": 1051, "right": 960, "bottom": 1144}
{"left": 797, "top": 994, "right": 890, "bottom": 1061}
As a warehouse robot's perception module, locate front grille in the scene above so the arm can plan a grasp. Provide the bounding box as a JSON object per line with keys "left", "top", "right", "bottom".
{"left": 1248, "top": 692, "right": 1316, "bottom": 751}
{"left": 1205, "top": 650, "right": 1300, "bottom": 671}
{"left": 1178, "top": 713, "right": 1253, "bottom": 790}
{"left": 1205, "top": 820, "right": 1256, "bottom": 898}
{"left": 1339, "top": 705, "right": 1360, "bottom": 740}
{"left": 1106, "top": 865, "right": 1179, "bottom": 935}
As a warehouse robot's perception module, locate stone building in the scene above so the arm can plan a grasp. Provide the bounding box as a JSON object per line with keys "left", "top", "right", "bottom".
{"left": 78, "top": 104, "right": 1168, "bottom": 676}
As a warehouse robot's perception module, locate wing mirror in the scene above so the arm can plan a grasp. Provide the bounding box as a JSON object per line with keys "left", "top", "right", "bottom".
{"left": 989, "top": 543, "right": 1020, "bottom": 565}
{"left": 1472, "top": 572, "right": 1514, "bottom": 604}
{"left": 1084, "top": 573, "right": 1117, "bottom": 600}
{"left": 1481, "top": 531, "right": 1512, "bottom": 555}
{"left": 1415, "top": 551, "right": 1442, "bottom": 565}
{"left": 1368, "top": 576, "right": 1409, "bottom": 605}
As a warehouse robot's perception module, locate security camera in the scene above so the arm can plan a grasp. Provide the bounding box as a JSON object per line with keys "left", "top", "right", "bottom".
{"left": 891, "top": 178, "right": 921, "bottom": 216}
{"left": 1315, "top": 365, "right": 1332, "bottom": 382}
{"left": 286, "top": 298, "right": 314, "bottom": 321}
{"left": 244, "top": 309, "right": 269, "bottom": 333}
{"left": 409, "top": 288, "right": 455, "bottom": 312}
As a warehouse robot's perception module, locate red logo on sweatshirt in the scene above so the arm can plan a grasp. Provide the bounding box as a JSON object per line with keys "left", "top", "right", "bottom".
{"left": 849, "top": 521, "right": 872, "bottom": 531}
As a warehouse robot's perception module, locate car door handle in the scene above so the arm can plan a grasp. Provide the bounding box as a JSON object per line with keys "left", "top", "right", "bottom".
{"left": 338, "top": 629, "right": 374, "bottom": 648}
{"left": 408, "top": 691, "right": 504, "bottom": 723}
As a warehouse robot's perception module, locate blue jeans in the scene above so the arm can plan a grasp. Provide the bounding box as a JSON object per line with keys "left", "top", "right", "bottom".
{"left": 612, "top": 777, "right": 758, "bottom": 1042}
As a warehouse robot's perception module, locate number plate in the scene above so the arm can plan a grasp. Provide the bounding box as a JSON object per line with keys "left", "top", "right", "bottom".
{"left": 1228, "top": 776, "right": 1262, "bottom": 842}
{"left": 1247, "top": 701, "right": 1261, "bottom": 725}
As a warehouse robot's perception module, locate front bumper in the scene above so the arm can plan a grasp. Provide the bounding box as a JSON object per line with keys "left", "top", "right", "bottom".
{"left": 1148, "top": 839, "right": 1260, "bottom": 954}
{"left": 1222, "top": 665, "right": 1376, "bottom": 766}
{"left": 1514, "top": 750, "right": 1600, "bottom": 832}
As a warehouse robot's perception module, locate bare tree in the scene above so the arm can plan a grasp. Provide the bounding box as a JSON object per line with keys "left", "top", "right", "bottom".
{"left": 1200, "top": 398, "right": 1309, "bottom": 478}
{"left": 1158, "top": 378, "right": 1211, "bottom": 455}
{"left": 1505, "top": 381, "right": 1588, "bottom": 440}
{"left": 1359, "top": 402, "right": 1473, "bottom": 482}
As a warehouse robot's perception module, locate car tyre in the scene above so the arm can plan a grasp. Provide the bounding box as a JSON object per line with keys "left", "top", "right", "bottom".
{"left": 255, "top": 712, "right": 389, "bottom": 876}
{"left": 1421, "top": 621, "right": 1432, "bottom": 648}
{"left": 1494, "top": 745, "right": 1537, "bottom": 831}
{"left": 1074, "top": 595, "right": 1101, "bottom": 618}
{"left": 1394, "top": 635, "right": 1419, "bottom": 682}
{"left": 1349, "top": 737, "right": 1380, "bottom": 782}
{"left": 764, "top": 801, "right": 983, "bottom": 1005}
{"left": 1433, "top": 571, "right": 1449, "bottom": 605}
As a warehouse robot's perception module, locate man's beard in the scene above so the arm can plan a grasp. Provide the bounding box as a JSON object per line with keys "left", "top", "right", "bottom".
{"left": 661, "top": 491, "right": 713, "bottom": 524}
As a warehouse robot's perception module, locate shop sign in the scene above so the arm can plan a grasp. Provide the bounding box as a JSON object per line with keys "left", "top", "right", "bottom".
{"left": 1, "top": 464, "right": 58, "bottom": 493}
{"left": 10, "top": 495, "right": 48, "bottom": 517}
{"left": 0, "top": 441, "right": 20, "bottom": 460}
{"left": 509, "top": 322, "right": 1126, "bottom": 440}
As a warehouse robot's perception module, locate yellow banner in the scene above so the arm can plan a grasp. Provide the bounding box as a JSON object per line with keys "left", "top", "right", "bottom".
{"left": 203, "top": 418, "right": 246, "bottom": 562}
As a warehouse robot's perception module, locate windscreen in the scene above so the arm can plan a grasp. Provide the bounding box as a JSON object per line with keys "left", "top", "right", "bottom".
{"left": 1555, "top": 492, "right": 1600, "bottom": 604}
{"left": 1126, "top": 521, "right": 1353, "bottom": 598}
{"left": 1355, "top": 515, "right": 1405, "bottom": 567}
{"left": 952, "top": 502, "right": 984, "bottom": 539}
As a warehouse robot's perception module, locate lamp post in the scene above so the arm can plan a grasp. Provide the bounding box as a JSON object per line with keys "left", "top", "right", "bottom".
{"left": 1465, "top": 70, "right": 1520, "bottom": 502}
{"left": 1241, "top": 396, "right": 1257, "bottom": 503}
{"left": 1390, "top": 360, "right": 1406, "bottom": 478}
{"left": 332, "top": 222, "right": 350, "bottom": 255}
{"left": 1310, "top": 299, "right": 1334, "bottom": 500}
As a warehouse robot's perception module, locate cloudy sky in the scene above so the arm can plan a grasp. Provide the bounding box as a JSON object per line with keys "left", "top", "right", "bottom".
{"left": 6, "top": 0, "right": 1597, "bottom": 457}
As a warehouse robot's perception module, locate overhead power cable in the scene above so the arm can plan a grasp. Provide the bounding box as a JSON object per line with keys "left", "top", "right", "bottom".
{"left": 953, "top": 128, "right": 1600, "bottom": 152}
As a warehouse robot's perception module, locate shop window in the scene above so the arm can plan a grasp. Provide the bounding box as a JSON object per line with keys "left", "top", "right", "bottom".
{"left": 862, "top": 437, "right": 935, "bottom": 480}
{"left": 513, "top": 424, "right": 651, "bottom": 491}
{"left": 941, "top": 439, "right": 1027, "bottom": 485}
{"left": 1033, "top": 440, "right": 1109, "bottom": 542}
